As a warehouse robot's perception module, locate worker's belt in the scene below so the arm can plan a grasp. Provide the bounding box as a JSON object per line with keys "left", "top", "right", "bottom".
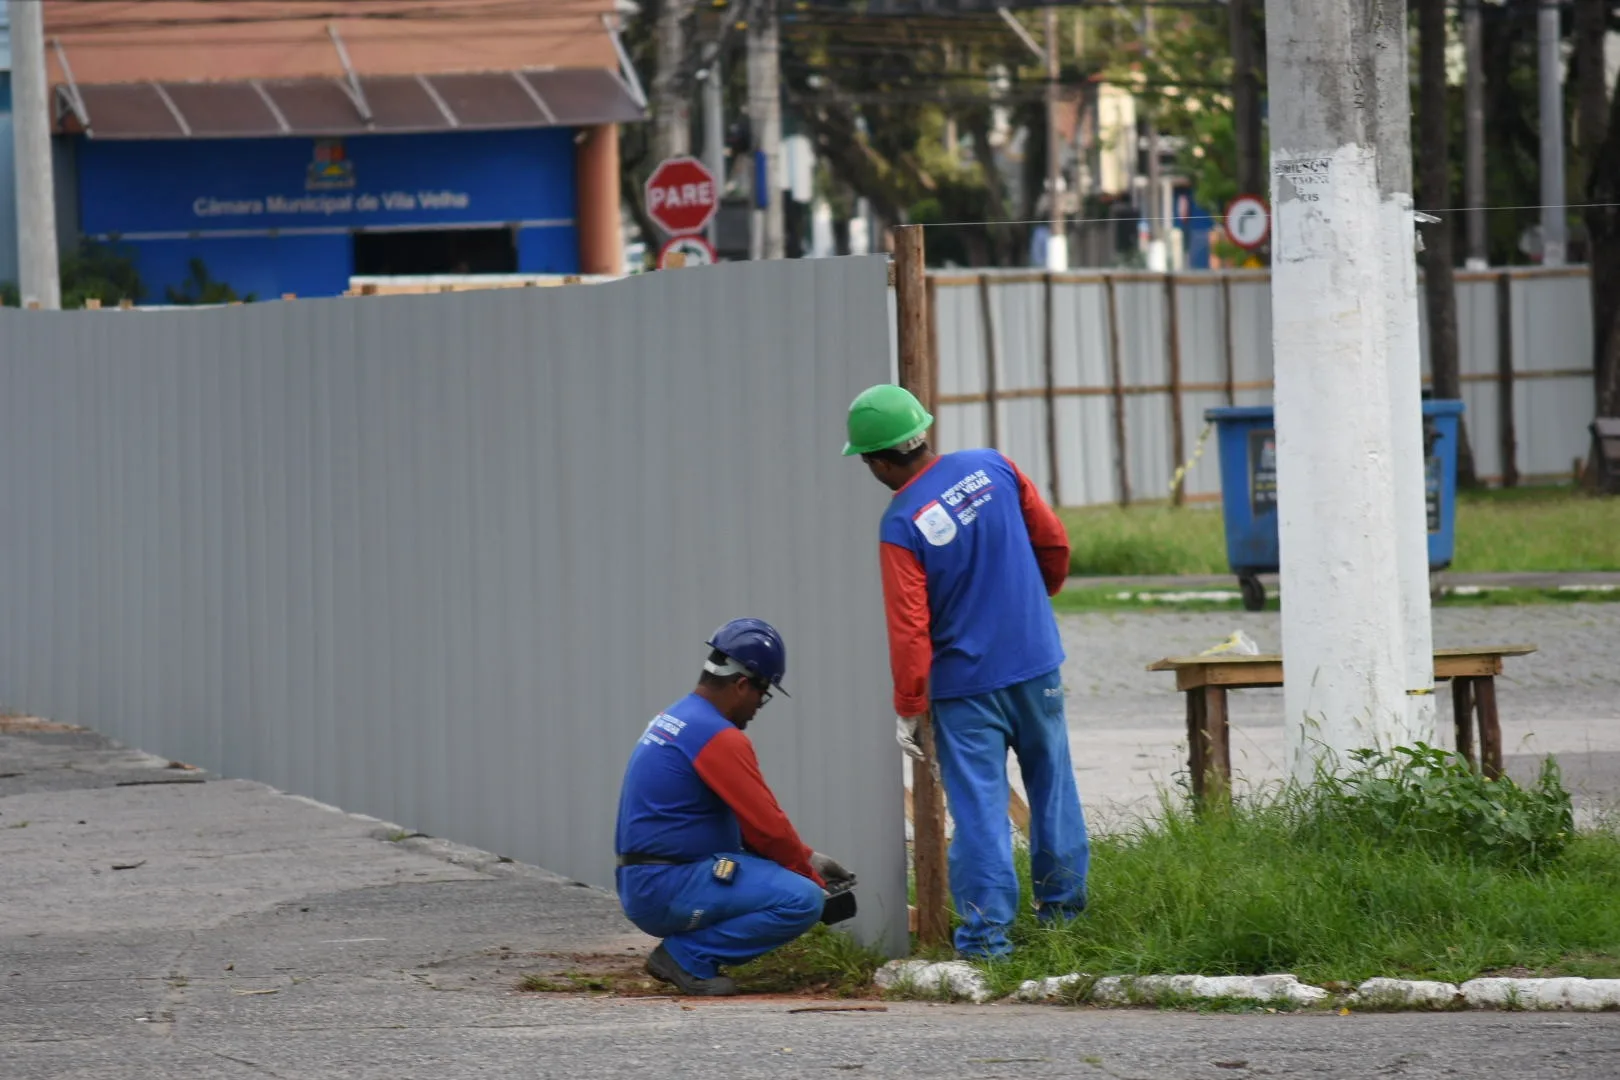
{"left": 616, "top": 852, "right": 691, "bottom": 868}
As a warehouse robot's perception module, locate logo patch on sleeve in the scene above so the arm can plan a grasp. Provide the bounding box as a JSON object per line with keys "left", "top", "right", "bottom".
{"left": 913, "top": 500, "right": 958, "bottom": 546}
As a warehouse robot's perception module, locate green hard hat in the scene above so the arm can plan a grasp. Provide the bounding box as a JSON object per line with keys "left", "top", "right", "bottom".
{"left": 842, "top": 384, "right": 934, "bottom": 457}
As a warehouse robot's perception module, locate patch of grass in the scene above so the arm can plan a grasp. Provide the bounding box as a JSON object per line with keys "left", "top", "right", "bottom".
{"left": 517, "top": 972, "right": 613, "bottom": 993}
{"left": 1453, "top": 485, "right": 1620, "bottom": 572}
{"left": 1061, "top": 505, "right": 1228, "bottom": 577}
{"left": 968, "top": 749, "right": 1620, "bottom": 997}
{"left": 729, "top": 924, "right": 886, "bottom": 997}
{"left": 513, "top": 926, "right": 883, "bottom": 999}
{"left": 1058, "top": 485, "right": 1620, "bottom": 578}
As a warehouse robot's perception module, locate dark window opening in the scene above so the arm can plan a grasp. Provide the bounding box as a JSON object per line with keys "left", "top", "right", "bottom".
{"left": 353, "top": 228, "right": 517, "bottom": 276}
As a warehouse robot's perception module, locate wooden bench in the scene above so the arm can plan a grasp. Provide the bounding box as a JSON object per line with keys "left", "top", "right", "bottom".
{"left": 1146, "top": 645, "right": 1538, "bottom": 800}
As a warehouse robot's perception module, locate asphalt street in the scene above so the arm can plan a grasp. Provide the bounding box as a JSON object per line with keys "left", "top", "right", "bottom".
{"left": 6, "top": 687, "right": 1620, "bottom": 1079}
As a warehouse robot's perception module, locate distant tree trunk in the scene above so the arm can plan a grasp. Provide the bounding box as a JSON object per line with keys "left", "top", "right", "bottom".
{"left": 1228, "top": 0, "right": 1265, "bottom": 197}
{"left": 967, "top": 110, "right": 1015, "bottom": 266}
{"left": 1589, "top": 89, "right": 1620, "bottom": 418}
{"left": 1575, "top": 0, "right": 1620, "bottom": 420}
{"left": 1418, "top": 0, "right": 1480, "bottom": 485}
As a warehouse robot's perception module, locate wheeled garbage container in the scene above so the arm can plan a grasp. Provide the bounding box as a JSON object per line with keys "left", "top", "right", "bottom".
{"left": 1204, "top": 399, "right": 1464, "bottom": 611}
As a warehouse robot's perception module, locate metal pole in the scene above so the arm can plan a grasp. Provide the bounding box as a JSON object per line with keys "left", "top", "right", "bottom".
{"left": 9, "top": 0, "right": 62, "bottom": 310}
{"left": 747, "top": 0, "right": 784, "bottom": 260}
{"left": 1538, "top": 0, "right": 1567, "bottom": 266}
{"left": 1463, "top": 0, "right": 1488, "bottom": 270}
{"left": 1044, "top": 6, "right": 1067, "bottom": 270}
{"left": 702, "top": 43, "right": 725, "bottom": 251}
{"left": 1265, "top": 0, "right": 1409, "bottom": 779}
{"left": 1373, "top": 0, "right": 1438, "bottom": 747}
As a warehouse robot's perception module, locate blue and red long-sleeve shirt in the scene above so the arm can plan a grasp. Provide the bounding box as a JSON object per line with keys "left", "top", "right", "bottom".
{"left": 878, "top": 448, "right": 1070, "bottom": 716}
{"left": 614, "top": 692, "right": 824, "bottom": 886}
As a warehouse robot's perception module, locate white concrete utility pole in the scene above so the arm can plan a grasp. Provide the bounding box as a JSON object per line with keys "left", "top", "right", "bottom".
{"left": 1265, "top": 0, "right": 1409, "bottom": 780}
{"left": 653, "top": 0, "right": 692, "bottom": 162}
{"left": 1462, "top": 0, "right": 1489, "bottom": 270}
{"left": 747, "top": 0, "right": 784, "bottom": 260}
{"left": 9, "top": 0, "right": 62, "bottom": 310}
{"left": 1537, "top": 0, "right": 1567, "bottom": 266}
{"left": 1371, "top": 0, "right": 1438, "bottom": 748}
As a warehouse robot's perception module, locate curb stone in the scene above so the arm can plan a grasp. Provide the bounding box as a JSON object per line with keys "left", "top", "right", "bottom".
{"left": 1014, "top": 972, "right": 1327, "bottom": 1007}
{"left": 874, "top": 960, "right": 994, "bottom": 1003}
{"left": 874, "top": 962, "right": 1620, "bottom": 1011}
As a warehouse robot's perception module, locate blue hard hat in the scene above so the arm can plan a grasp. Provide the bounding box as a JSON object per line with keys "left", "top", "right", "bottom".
{"left": 705, "top": 618, "right": 790, "bottom": 697}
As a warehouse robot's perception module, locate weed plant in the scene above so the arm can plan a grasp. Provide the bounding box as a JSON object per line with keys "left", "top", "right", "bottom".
{"left": 970, "top": 747, "right": 1620, "bottom": 997}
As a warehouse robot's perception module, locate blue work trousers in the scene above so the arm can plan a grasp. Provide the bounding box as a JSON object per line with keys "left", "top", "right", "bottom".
{"left": 932, "top": 667, "right": 1090, "bottom": 958}
{"left": 616, "top": 853, "right": 824, "bottom": 979}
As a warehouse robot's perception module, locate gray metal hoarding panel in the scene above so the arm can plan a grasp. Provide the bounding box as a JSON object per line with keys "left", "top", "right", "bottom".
{"left": 1052, "top": 280, "right": 1117, "bottom": 507}
{"left": 929, "top": 269, "right": 1591, "bottom": 505}
{"left": 0, "top": 255, "right": 905, "bottom": 956}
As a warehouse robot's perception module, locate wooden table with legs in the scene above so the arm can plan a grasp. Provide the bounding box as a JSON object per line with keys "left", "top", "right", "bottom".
{"left": 1146, "top": 645, "right": 1538, "bottom": 801}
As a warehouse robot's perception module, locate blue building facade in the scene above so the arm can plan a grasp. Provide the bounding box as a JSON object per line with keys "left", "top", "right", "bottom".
{"left": 78, "top": 128, "right": 582, "bottom": 300}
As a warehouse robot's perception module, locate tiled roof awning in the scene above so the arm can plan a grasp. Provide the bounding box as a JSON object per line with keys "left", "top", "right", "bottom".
{"left": 55, "top": 69, "right": 645, "bottom": 140}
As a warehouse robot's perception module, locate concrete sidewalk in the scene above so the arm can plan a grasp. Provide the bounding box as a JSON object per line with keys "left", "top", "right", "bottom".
{"left": 6, "top": 720, "right": 1620, "bottom": 1079}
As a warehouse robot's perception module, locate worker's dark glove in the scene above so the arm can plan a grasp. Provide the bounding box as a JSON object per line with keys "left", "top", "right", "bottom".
{"left": 810, "top": 851, "right": 853, "bottom": 884}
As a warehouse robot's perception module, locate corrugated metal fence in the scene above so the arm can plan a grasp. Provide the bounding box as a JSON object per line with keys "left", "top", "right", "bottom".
{"left": 0, "top": 255, "right": 909, "bottom": 955}
{"left": 929, "top": 267, "right": 1597, "bottom": 506}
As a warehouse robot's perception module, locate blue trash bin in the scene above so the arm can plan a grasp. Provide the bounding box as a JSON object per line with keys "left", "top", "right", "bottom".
{"left": 1204, "top": 399, "right": 1465, "bottom": 611}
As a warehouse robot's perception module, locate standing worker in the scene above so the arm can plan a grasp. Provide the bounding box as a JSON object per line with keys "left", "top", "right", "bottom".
{"left": 615, "top": 618, "right": 854, "bottom": 996}
{"left": 843, "top": 385, "right": 1088, "bottom": 959}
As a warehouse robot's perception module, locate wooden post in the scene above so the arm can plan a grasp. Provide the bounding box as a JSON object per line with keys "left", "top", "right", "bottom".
{"left": 927, "top": 276, "right": 944, "bottom": 450}
{"left": 1104, "top": 274, "right": 1132, "bottom": 506}
{"left": 976, "top": 273, "right": 1000, "bottom": 449}
{"left": 1475, "top": 676, "right": 1503, "bottom": 780}
{"left": 1496, "top": 272, "right": 1519, "bottom": 487}
{"left": 1220, "top": 274, "right": 1238, "bottom": 405}
{"left": 893, "top": 226, "right": 951, "bottom": 951}
{"left": 1453, "top": 677, "right": 1476, "bottom": 768}
{"left": 1043, "top": 272, "right": 1062, "bottom": 505}
{"left": 1185, "top": 690, "right": 1208, "bottom": 802}
{"left": 1165, "top": 274, "right": 1187, "bottom": 506}
{"left": 1203, "top": 686, "right": 1231, "bottom": 802}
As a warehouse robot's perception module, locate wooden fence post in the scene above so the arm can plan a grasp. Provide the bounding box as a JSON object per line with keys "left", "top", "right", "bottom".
{"left": 893, "top": 226, "right": 951, "bottom": 951}
{"left": 1496, "top": 271, "right": 1519, "bottom": 487}
{"left": 926, "top": 275, "right": 942, "bottom": 449}
{"left": 1104, "top": 274, "right": 1132, "bottom": 506}
{"left": 1221, "top": 274, "right": 1238, "bottom": 405}
{"left": 976, "top": 273, "right": 1001, "bottom": 449}
{"left": 1043, "top": 272, "right": 1062, "bottom": 505}
{"left": 1165, "top": 273, "right": 1187, "bottom": 506}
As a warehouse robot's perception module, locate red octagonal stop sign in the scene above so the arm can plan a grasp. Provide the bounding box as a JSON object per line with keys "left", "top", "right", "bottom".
{"left": 644, "top": 156, "right": 719, "bottom": 237}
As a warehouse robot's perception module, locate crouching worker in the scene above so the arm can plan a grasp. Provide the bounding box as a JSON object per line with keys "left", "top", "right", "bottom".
{"left": 614, "top": 618, "right": 853, "bottom": 996}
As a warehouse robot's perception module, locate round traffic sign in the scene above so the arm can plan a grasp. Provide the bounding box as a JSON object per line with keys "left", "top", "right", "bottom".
{"left": 644, "top": 156, "right": 719, "bottom": 237}
{"left": 659, "top": 234, "right": 716, "bottom": 269}
{"left": 1224, "top": 195, "right": 1270, "bottom": 251}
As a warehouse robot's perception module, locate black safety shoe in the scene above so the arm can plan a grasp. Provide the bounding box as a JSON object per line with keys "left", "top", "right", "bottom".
{"left": 645, "top": 943, "right": 738, "bottom": 996}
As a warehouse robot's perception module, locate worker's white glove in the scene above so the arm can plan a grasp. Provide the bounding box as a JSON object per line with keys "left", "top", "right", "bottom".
{"left": 895, "top": 714, "right": 926, "bottom": 761}
{"left": 810, "top": 851, "right": 853, "bottom": 883}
